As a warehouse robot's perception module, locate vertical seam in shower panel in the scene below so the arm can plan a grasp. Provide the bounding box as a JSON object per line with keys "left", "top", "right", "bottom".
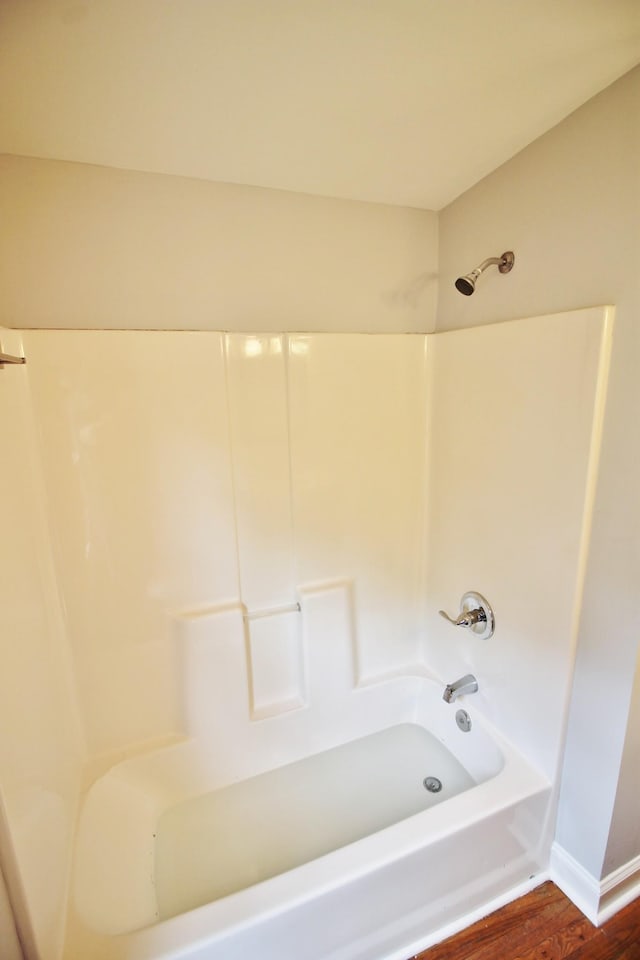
{"left": 221, "top": 333, "right": 245, "bottom": 603}
{"left": 420, "top": 331, "right": 436, "bottom": 673}
{"left": 283, "top": 334, "right": 308, "bottom": 703}
{"left": 222, "top": 333, "right": 261, "bottom": 717}
{"left": 420, "top": 333, "right": 431, "bottom": 660}
{"left": 280, "top": 333, "right": 299, "bottom": 599}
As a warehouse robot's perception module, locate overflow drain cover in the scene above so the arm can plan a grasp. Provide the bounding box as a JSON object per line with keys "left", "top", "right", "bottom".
{"left": 423, "top": 776, "right": 442, "bottom": 793}
{"left": 456, "top": 709, "right": 472, "bottom": 733}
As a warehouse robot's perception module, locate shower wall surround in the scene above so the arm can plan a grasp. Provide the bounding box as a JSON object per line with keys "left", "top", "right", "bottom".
{"left": 423, "top": 309, "right": 612, "bottom": 780}
{"left": 24, "top": 331, "right": 429, "bottom": 757}
{"left": 20, "top": 310, "right": 610, "bottom": 772}
{"left": 0, "top": 308, "right": 610, "bottom": 958}
{"left": 0, "top": 329, "right": 84, "bottom": 960}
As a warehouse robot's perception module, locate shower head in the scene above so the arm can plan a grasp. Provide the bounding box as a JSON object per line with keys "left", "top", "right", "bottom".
{"left": 455, "top": 251, "right": 515, "bottom": 296}
{"left": 455, "top": 275, "right": 476, "bottom": 296}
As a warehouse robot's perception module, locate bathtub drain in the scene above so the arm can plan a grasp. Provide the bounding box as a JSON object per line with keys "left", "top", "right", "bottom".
{"left": 423, "top": 776, "right": 442, "bottom": 793}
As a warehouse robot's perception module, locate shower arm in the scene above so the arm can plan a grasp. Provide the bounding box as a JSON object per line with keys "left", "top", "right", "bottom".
{"left": 0, "top": 351, "right": 26, "bottom": 367}
{"left": 455, "top": 250, "right": 515, "bottom": 296}
{"left": 469, "top": 256, "right": 506, "bottom": 280}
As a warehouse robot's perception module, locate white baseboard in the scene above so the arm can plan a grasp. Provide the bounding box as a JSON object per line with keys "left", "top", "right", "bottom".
{"left": 550, "top": 843, "right": 601, "bottom": 922}
{"left": 598, "top": 851, "right": 640, "bottom": 924}
{"left": 550, "top": 842, "right": 640, "bottom": 926}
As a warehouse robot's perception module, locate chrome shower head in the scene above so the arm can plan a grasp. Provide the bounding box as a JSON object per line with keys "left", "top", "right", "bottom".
{"left": 455, "top": 251, "right": 515, "bottom": 296}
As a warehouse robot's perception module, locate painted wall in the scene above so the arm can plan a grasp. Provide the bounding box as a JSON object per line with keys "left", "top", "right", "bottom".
{"left": 603, "top": 642, "right": 640, "bottom": 875}
{"left": 437, "top": 65, "right": 640, "bottom": 880}
{"left": 0, "top": 155, "right": 437, "bottom": 334}
{"left": 0, "top": 328, "right": 84, "bottom": 960}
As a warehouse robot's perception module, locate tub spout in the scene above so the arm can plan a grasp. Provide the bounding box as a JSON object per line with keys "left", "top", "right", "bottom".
{"left": 443, "top": 674, "right": 478, "bottom": 703}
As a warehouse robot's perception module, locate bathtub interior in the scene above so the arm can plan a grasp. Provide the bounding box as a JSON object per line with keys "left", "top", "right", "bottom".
{"left": 0, "top": 307, "right": 612, "bottom": 960}
{"left": 153, "top": 722, "right": 477, "bottom": 919}
{"left": 68, "top": 672, "right": 551, "bottom": 956}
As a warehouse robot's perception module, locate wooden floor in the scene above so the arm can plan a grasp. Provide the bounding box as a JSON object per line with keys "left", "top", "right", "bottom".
{"left": 411, "top": 882, "right": 640, "bottom": 960}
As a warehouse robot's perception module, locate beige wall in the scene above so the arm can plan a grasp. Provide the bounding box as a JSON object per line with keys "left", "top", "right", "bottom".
{"left": 604, "top": 642, "right": 640, "bottom": 875}
{"left": 437, "top": 65, "right": 640, "bottom": 880}
{"left": 0, "top": 155, "right": 437, "bottom": 334}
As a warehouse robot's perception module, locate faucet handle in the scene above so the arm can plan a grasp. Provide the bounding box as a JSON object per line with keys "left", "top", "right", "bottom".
{"left": 439, "top": 607, "right": 486, "bottom": 628}
{"left": 438, "top": 609, "right": 460, "bottom": 626}
{"left": 438, "top": 592, "right": 495, "bottom": 640}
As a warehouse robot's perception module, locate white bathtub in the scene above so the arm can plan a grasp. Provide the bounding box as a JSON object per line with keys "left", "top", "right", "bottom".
{"left": 64, "top": 674, "right": 551, "bottom": 960}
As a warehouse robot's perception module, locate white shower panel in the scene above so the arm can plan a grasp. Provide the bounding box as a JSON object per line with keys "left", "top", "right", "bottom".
{"left": 2, "top": 315, "right": 618, "bottom": 959}
{"left": 424, "top": 307, "right": 612, "bottom": 780}
{"left": 0, "top": 328, "right": 83, "bottom": 960}
{"left": 175, "top": 604, "right": 250, "bottom": 760}
{"left": 17, "top": 316, "right": 609, "bottom": 782}
{"left": 247, "top": 612, "right": 305, "bottom": 717}
{"left": 225, "top": 334, "right": 306, "bottom": 716}
{"left": 288, "top": 335, "right": 428, "bottom": 680}
{"left": 224, "top": 334, "right": 295, "bottom": 611}
{"left": 24, "top": 331, "right": 240, "bottom": 756}
{"left": 299, "top": 579, "right": 358, "bottom": 708}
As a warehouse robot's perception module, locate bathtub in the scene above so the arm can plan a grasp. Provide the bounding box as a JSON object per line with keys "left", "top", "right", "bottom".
{"left": 64, "top": 671, "right": 551, "bottom": 960}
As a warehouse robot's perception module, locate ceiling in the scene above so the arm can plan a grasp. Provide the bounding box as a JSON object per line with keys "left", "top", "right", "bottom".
{"left": 1, "top": 0, "right": 639, "bottom": 210}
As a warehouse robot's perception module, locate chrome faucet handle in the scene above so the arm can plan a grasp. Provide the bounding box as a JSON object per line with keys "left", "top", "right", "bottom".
{"left": 438, "top": 591, "right": 495, "bottom": 640}
{"left": 439, "top": 607, "right": 486, "bottom": 628}
{"left": 438, "top": 609, "right": 458, "bottom": 626}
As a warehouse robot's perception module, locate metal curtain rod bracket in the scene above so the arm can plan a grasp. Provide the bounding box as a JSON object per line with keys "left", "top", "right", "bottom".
{"left": 0, "top": 351, "right": 26, "bottom": 368}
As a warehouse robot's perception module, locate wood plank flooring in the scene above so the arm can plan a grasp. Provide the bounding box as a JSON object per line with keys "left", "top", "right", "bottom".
{"left": 411, "top": 882, "right": 640, "bottom": 960}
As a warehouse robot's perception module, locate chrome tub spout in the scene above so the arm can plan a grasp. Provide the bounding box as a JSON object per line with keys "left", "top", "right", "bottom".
{"left": 443, "top": 674, "right": 478, "bottom": 703}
